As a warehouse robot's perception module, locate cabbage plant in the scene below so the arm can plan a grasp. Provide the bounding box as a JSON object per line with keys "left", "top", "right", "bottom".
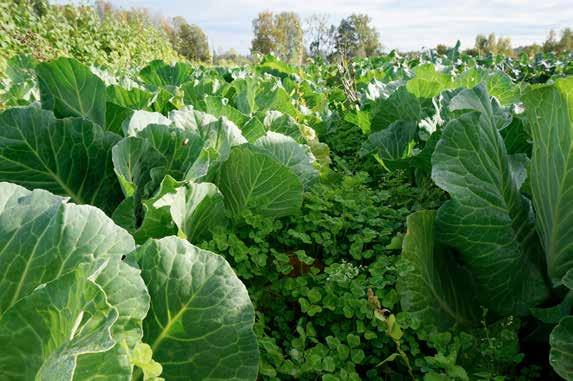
{"left": 0, "top": 57, "right": 321, "bottom": 246}
{"left": 398, "top": 79, "right": 573, "bottom": 379}
{"left": 0, "top": 182, "right": 259, "bottom": 380}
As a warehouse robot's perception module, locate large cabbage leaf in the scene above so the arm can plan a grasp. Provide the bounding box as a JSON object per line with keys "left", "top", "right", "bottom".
{"left": 524, "top": 77, "right": 573, "bottom": 285}
{"left": 431, "top": 85, "right": 548, "bottom": 316}
{"left": 454, "top": 68, "right": 519, "bottom": 105}
{"left": 550, "top": 316, "right": 573, "bottom": 381}
{"left": 406, "top": 63, "right": 453, "bottom": 99}
{"left": 37, "top": 57, "right": 106, "bottom": 126}
{"left": 0, "top": 182, "right": 149, "bottom": 380}
{"left": 0, "top": 107, "right": 123, "bottom": 214}
{"left": 359, "top": 120, "right": 417, "bottom": 170}
{"left": 139, "top": 60, "right": 194, "bottom": 89}
{"left": 253, "top": 131, "right": 318, "bottom": 188}
{"left": 170, "top": 109, "right": 247, "bottom": 164}
{"left": 0, "top": 266, "right": 118, "bottom": 380}
{"left": 112, "top": 122, "right": 204, "bottom": 223}
{"left": 397, "top": 211, "right": 481, "bottom": 329}
{"left": 549, "top": 271, "right": 573, "bottom": 381}
{"left": 153, "top": 179, "right": 227, "bottom": 243}
{"left": 128, "top": 237, "right": 259, "bottom": 380}
{"left": 0, "top": 183, "right": 135, "bottom": 314}
{"left": 215, "top": 145, "right": 303, "bottom": 218}
{"left": 73, "top": 259, "right": 150, "bottom": 380}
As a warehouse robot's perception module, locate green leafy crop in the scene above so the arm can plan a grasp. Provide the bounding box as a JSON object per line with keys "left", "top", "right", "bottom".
{"left": 1, "top": 26, "right": 573, "bottom": 380}
{"left": 0, "top": 182, "right": 258, "bottom": 380}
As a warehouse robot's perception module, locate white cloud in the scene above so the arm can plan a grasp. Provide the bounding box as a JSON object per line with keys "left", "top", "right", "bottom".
{"left": 54, "top": 0, "right": 573, "bottom": 53}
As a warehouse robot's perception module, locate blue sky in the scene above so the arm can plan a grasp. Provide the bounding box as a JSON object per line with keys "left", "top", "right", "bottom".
{"left": 58, "top": 0, "right": 573, "bottom": 54}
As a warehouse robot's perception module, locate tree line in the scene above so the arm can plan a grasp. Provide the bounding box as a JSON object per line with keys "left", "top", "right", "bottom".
{"left": 446, "top": 28, "right": 573, "bottom": 57}
{"left": 78, "top": 3, "right": 573, "bottom": 64}
{"left": 163, "top": 11, "right": 383, "bottom": 65}
{"left": 165, "top": 9, "right": 573, "bottom": 65}
{"left": 250, "top": 12, "right": 381, "bottom": 64}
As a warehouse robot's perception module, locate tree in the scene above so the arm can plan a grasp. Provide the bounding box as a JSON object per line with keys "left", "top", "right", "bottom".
{"left": 474, "top": 33, "right": 512, "bottom": 56}
{"left": 334, "top": 14, "right": 380, "bottom": 59}
{"left": 250, "top": 11, "right": 304, "bottom": 64}
{"left": 496, "top": 36, "right": 513, "bottom": 56}
{"left": 274, "top": 12, "right": 304, "bottom": 64}
{"left": 559, "top": 28, "right": 573, "bottom": 52}
{"left": 251, "top": 11, "right": 276, "bottom": 56}
{"left": 543, "top": 29, "right": 559, "bottom": 53}
{"left": 475, "top": 34, "right": 488, "bottom": 55}
{"left": 170, "top": 17, "right": 210, "bottom": 62}
{"left": 518, "top": 43, "right": 542, "bottom": 57}
{"left": 334, "top": 18, "right": 359, "bottom": 58}
{"left": 213, "top": 48, "right": 251, "bottom": 66}
{"left": 177, "top": 23, "right": 210, "bottom": 62}
{"left": 436, "top": 44, "right": 448, "bottom": 55}
{"left": 304, "top": 14, "right": 336, "bottom": 59}
{"left": 350, "top": 14, "right": 380, "bottom": 57}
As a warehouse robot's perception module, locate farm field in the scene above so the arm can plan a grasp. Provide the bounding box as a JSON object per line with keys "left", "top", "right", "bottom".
{"left": 1, "top": 1, "right": 573, "bottom": 380}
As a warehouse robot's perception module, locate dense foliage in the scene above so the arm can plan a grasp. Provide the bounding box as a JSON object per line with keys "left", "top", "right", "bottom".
{"left": 1, "top": 15, "right": 573, "bottom": 379}
{"left": 0, "top": 0, "right": 178, "bottom": 69}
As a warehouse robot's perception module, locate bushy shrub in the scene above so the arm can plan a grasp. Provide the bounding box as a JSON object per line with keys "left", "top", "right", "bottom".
{"left": 0, "top": 0, "right": 178, "bottom": 70}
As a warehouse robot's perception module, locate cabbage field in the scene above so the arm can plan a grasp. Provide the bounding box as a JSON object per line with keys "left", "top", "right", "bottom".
{"left": 1, "top": 47, "right": 573, "bottom": 380}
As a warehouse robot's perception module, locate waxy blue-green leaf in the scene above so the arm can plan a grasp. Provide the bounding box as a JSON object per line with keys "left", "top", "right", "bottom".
{"left": 524, "top": 77, "right": 573, "bottom": 285}
{"left": 170, "top": 109, "right": 247, "bottom": 164}
{"left": 257, "top": 55, "right": 298, "bottom": 78}
{"left": 182, "top": 77, "right": 224, "bottom": 109}
{"left": 0, "top": 183, "right": 135, "bottom": 315}
{"left": 204, "top": 96, "right": 249, "bottom": 128}
{"left": 547, "top": 270, "right": 573, "bottom": 365}
{"left": 123, "top": 110, "right": 171, "bottom": 136}
{"left": 113, "top": 123, "right": 204, "bottom": 200}
{"left": 37, "top": 57, "right": 106, "bottom": 126}
{"left": 241, "top": 117, "right": 267, "bottom": 143}
{"left": 107, "top": 85, "right": 153, "bottom": 110}
{"left": 202, "top": 104, "right": 264, "bottom": 149}
{"left": 106, "top": 102, "right": 134, "bottom": 135}
{"left": 0, "top": 107, "right": 123, "bottom": 214}
{"left": 263, "top": 111, "right": 305, "bottom": 142}
{"left": 112, "top": 124, "right": 204, "bottom": 241}
{"left": 214, "top": 145, "right": 303, "bottom": 218}
{"left": 112, "top": 176, "right": 180, "bottom": 244}
{"left": 128, "top": 237, "right": 259, "bottom": 380}
{"left": 150, "top": 87, "right": 178, "bottom": 115}
{"left": 371, "top": 86, "right": 427, "bottom": 131}
{"left": 0, "top": 183, "right": 147, "bottom": 380}
{"left": 397, "top": 211, "right": 481, "bottom": 330}
{"left": 0, "top": 266, "right": 118, "bottom": 380}
{"left": 550, "top": 316, "right": 573, "bottom": 380}
{"left": 74, "top": 258, "right": 151, "bottom": 381}
{"left": 359, "top": 120, "right": 417, "bottom": 170}
{"left": 139, "top": 60, "right": 194, "bottom": 89}
{"left": 406, "top": 64, "right": 453, "bottom": 99}
{"left": 233, "top": 78, "right": 259, "bottom": 115}
{"left": 154, "top": 180, "right": 226, "bottom": 243}
{"left": 454, "top": 68, "right": 519, "bottom": 105}
{"left": 254, "top": 132, "right": 318, "bottom": 189}
{"left": 448, "top": 85, "right": 512, "bottom": 130}
{"left": 255, "top": 82, "right": 299, "bottom": 117}
{"left": 432, "top": 85, "right": 548, "bottom": 316}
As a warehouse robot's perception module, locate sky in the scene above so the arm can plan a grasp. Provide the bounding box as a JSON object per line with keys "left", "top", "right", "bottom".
{"left": 58, "top": 0, "right": 573, "bottom": 54}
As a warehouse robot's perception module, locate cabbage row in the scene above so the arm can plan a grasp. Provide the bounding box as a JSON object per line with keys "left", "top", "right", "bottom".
{"left": 1, "top": 51, "right": 573, "bottom": 380}
{"left": 0, "top": 57, "right": 329, "bottom": 380}
{"left": 347, "top": 59, "right": 573, "bottom": 379}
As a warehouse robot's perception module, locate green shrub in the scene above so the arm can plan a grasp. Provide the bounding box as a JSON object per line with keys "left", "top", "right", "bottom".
{"left": 0, "top": 0, "right": 178, "bottom": 70}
